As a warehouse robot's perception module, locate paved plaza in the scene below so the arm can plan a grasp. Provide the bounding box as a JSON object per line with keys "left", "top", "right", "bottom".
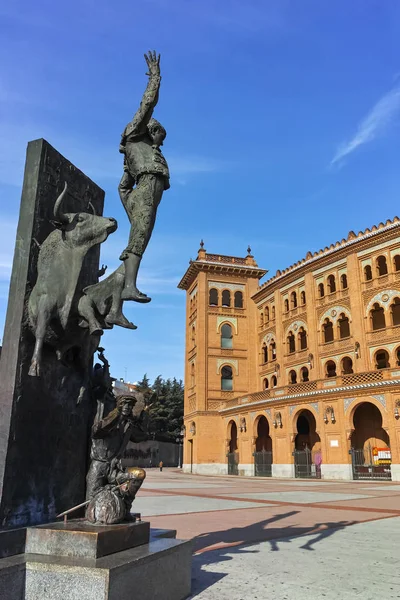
{"left": 136, "top": 469, "right": 400, "bottom": 599}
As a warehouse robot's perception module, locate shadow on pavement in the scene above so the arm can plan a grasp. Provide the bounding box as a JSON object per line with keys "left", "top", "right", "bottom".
{"left": 190, "top": 512, "right": 356, "bottom": 597}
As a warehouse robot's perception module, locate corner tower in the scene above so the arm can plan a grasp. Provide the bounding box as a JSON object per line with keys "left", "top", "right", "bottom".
{"left": 178, "top": 243, "right": 267, "bottom": 474}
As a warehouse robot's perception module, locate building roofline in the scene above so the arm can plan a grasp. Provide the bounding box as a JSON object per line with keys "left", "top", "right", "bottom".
{"left": 178, "top": 260, "right": 268, "bottom": 290}
{"left": 252, "top": 217, "right": 400, "bottom": 301}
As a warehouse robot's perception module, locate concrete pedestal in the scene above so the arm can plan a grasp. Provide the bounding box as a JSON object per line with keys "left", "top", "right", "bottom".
{"left": 25, "top": 520, "right": 150, "bottom": 559}
{"left": 0, "top": 525, "right": 192, "bottom": 600}
{"left": 25, "top": 537, "right": 192, "bottom": 600}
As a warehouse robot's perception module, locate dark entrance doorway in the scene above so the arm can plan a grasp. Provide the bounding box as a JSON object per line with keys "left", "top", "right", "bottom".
{"left": 293, "top": 410, "right": 321, "bottom": 478}
{"left": 227, "top": 421, "right": 239, "bottom": 475}
{"left": 350, "top": 402, "right": 391, "bottom": 480}
{"left": 253, "top": 416, "right": 273, "bottom": 477}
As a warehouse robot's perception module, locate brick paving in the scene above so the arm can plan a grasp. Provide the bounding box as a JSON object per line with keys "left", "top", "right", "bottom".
{"left": 135, "top": 469, "right": 400, "bottom": 599}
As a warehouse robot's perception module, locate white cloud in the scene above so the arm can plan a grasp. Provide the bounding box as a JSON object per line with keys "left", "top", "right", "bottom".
{"left": 330, "top": 84, "right": 400, "bottom": 168}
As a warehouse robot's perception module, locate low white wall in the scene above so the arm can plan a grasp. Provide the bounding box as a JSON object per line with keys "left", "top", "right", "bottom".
{"left": 272, "top": 464, "right": 295, "bottom": 478}
{"left": 321, "top": 464, "right": 352, "bottom": 480}
{"left": 391, "top": 464, "right": 400, "bottom": 481}
{"left": 182, "top": 463, "right": 227, "bottom": 475}
{"left": 238, "top": 464, "right": 254, "bottom": 477}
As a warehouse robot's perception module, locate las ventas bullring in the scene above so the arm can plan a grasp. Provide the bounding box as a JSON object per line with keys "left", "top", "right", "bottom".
{"left": 180, "top": 224, "right": 400, "bottom": 482}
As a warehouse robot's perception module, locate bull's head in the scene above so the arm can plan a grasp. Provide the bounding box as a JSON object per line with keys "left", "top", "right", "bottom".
{"left": 53, "top": 182, "right": 117, "bottom": 247}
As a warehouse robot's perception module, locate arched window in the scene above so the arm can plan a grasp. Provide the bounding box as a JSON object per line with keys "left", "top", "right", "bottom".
{"left": 191, "top": 325, "right": 196, "bottom": 345}
{"left": 265, "top": 306, "right": 269, "bottom": 322}
{"left": 290, "top": 291, "right": 297, "bottom": 309}
{"left": 338, "top": 313, "right": 350, "bottom": 339}
{"left": 394, "top": 255, "right": 400, "bottom": 272}
{"left": 300, "top": 366, "right": 309, "bottom": 382}
{"left": 221, "top": 365, "right": 233, "bottom": 390}
{"left": 318, "top": 283, "right": 325, "bottom": 298}
{"left": 262, "top": 344, "right": 268, "bottom": 363}
{"left": 191, "top": 363, "right": 195, "bottom": 387}
{"left": 222, "top": 290, "right": 231, "bottom": 307}
{"left": 364, "top": 265, "right": 372, "bottom": 281}
{"left": 391, "top": 297, "right": 400, "bottom": 326}
{"left": 326, "top": 360, "right": 336, "bottom": 378}
{"left": 341, "top": 356, "right": 353, "bottom": 375}
{"left": 209, "top": 288, "right": 218, "bottom": 306}
{"left": 271, "top": 306, "right": 275, "bottom": 319}
{"left": 260, "top": 312, "right": 264, "bottom": 327}
{"left": 270, "top": 341, "right": 276, "bottom": 360}
{"left": 263, "top": 378, "right": 269, "bottom": 389}
{"left": 289, "top": 369, "right": 297, "bottom": 384}
{"left": 376, "top": 255, "right": 388, "bottom": 276}
{"left": 323, "top": 318, "right": 334, "bottom": 343}
{"left": 327, "top": 274, "right": 336, "bottom": 293}
{"left": 221, "top": 324, "right": 233, "bottom": 349}
{"left": 340, "top": 274, "right": 348, "bottom": 289}
{"left": 284, "top": 299, "right": 289, "bottom": 312}
{"left": 234, "top": 291, "right": 243, "bottom": 308}
{"left": 396, "top": 347, "right": 400, "bottom": 366}
{"left": 287, "top": 331, "right": 295, "bottom": 353}
{"left": 300, "top": 291, "right": 306, "bottom": 305}
{"left": 375, "top": 349, "right": 389, "bottom": 370}
{"left": 298, "top": 327, "right": 307, "bottom": 350}
{"left": 271, "top": 375, "right": 277, "bottom": 387}
{"left": 370, "top": 303, "right": 386, "bottom": 330}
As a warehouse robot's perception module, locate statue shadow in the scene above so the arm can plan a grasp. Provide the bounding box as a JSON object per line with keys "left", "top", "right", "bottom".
{"left": 190, "top": 512, "right": 356, "bottom": 597}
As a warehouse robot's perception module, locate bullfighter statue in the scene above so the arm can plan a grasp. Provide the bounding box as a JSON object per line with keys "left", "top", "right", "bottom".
{"left": 85, "top": 394, "right": 148, "bottom": 524}
{"left": 118, "top": 50, "right": 170, "bottom": 304}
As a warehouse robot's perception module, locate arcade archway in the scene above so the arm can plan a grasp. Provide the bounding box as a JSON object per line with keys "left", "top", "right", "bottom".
{"left": 350, "top": 402, "right": 391, "bottom": 480}
{"left": 253, "top": 416, "right": 273, "bottom": 477}
{"left": 227, "top": 420, "right": 239, "bottom": 475}
{"left": 293, "top": 410, "right": 322, "bottom": 478}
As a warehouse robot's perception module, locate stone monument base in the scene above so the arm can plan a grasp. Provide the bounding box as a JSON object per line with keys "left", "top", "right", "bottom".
{"left": 0, "top": 525, "right": 192, "bottom": 600}
{"left": 25, "top": 519, "right": 150, "bottom": 559}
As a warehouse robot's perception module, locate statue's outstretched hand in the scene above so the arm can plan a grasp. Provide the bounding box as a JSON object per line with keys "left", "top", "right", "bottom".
{"left": 145, "top": 51, "right": 160, "bottom": 77}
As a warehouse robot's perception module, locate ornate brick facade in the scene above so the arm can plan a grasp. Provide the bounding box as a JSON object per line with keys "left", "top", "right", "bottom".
{"left": 178, "top": 220, "right": 400, "bottom": 480}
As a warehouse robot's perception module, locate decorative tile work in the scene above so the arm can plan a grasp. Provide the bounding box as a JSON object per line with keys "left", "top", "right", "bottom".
{"left": 208, "top": 281, "right": 245, "bottom": 291}
{"left": 220, "top": 379, "right": 400, "bottom": 414}
{"left": 285, "top": 320, "right": 307, "bottom": 336}
{"left": 217, "top": 316, "right": 238, "bottom": 333}
{"left": 262, "top": 332, "right": 276, "bottom": 344}
{"left": 310, "top": 402, "right": 319, "bottom": 413}
{"left": 366, "top": 290, "right": 400, "bottom": 314}
{"left": 217, "top": 358, "right": 238, "bottom": 374}
{"left": 289, "top": 405, "right": 297, "bottom": 415}
{"left": 320, "top": 305, "right": 351, "bottom": 325}
{"left": 343, "top": 398, "right": 355, "bottom": 412}
{"left": 266, "top": 409, "right": 272, "bottom": 417}
{"left": 372, "top": 394, "right": 386, "bottom": 409}
{"left": 323, "top": 380, "right": 337, "bottom": 387}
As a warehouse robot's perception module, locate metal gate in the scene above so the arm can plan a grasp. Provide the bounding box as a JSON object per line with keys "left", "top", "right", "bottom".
{"left": 254, "top": 450, "right": 273, "bottom": 477}
{"left": 350, "top": 445, "right": 391, "bottom": 480}
{"left": 293, "top": 448, "right": 321, "bottom": 479}
{"left": 227, "top": 452, "right": 239, "bottom": 476}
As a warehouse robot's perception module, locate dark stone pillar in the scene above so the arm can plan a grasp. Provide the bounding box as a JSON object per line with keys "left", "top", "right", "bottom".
{"left": 0, "top": 139, "right": 104, "bottom": 528}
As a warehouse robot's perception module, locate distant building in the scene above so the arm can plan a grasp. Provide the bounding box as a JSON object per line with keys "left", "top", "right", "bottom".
{"left": 179, "top": 221, "right": 400, "bottom": 481}
{"left": 113, "top": 379, "right": 138, "bottom": 396}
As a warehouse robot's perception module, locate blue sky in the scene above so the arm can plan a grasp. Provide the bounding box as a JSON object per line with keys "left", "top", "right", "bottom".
{"left": 1, "top": 0, "right": 400, "bottom": 383}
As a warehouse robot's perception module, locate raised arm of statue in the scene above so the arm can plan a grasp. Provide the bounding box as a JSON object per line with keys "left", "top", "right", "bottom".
{"left": 92, "top": 408, "right": 120, "bottom": 438}
{"left": 122, "top": 51, "right": 161, "bottom": 141}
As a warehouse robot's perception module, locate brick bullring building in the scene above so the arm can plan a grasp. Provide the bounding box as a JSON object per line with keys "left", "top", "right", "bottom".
{"left": 178, "top": 219, "right": 400, "bottom": 481}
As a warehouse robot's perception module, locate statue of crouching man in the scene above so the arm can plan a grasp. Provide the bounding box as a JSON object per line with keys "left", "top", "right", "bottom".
{"left": 85, "top": 394, "right": 148, "bottom": 525}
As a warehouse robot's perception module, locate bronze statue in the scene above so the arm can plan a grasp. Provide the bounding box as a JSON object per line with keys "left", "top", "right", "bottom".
{"left": 85, "top": 394, "right": 148, "bottom": 523}
{"left": 28, "top": 182, "right": 117, "bottom": 377}
{"left": 118, "top": 51, "right": 170, "bottom": 303}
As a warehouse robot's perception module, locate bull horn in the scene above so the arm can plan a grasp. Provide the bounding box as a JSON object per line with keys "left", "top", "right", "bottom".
{"left": 87, "top": 201, "right": 96, "bottom": 215}
{"left": 53, "top": 182, "right": 68, "bottom": 223}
